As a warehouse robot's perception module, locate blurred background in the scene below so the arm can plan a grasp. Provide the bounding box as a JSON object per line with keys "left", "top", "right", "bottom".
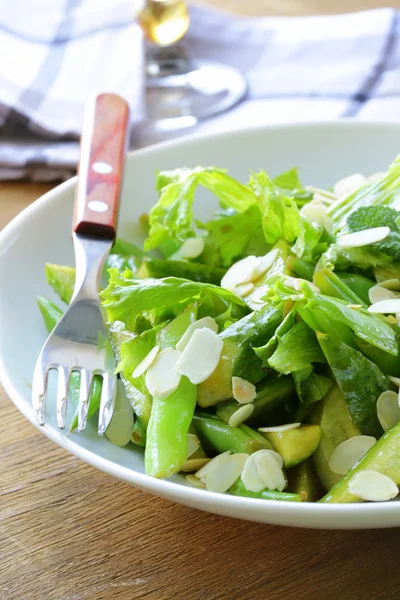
{"left": 2, "top": 0, "right": 400, "bottom": 183}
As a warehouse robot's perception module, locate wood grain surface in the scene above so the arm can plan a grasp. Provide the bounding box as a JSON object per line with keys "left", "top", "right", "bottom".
{"left": 2, "top": 3, "right": 400, "bottom": 600}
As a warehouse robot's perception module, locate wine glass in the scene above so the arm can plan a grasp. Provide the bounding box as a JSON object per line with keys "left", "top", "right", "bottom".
{"left": 136, "top": 0, "right": 247, "bottom": 142}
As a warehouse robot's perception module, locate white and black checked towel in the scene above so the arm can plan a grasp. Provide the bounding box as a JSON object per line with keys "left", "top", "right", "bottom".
{"left": 1, "top": 2, "right": 400, "bottom": 180}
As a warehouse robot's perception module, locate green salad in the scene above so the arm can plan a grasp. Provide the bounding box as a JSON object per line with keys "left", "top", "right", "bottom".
{"left": 38, "top": 158, "right": 400, "bottom": 503}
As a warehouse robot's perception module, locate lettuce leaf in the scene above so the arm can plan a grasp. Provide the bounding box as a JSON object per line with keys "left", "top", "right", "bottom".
{"left": 199, "top": 205, "right": 268, "bottom": 268}
{"left": 145, "top": 167, "right": 256, "bottom": 253}
{"left": 317, "top": 331, "right": 389, "bottom": 437}
{"left": 268, "top": 321, "right": 326, "bottom": 375}
{"left": 250, "top": 170, "right": 301, "bottom": 246}
{"left": 101, "top": 269, "right": 248, "bottom": 329}
{"left": 272, "top": 167, "right": 313, "bottom": 207}
{"left": 301, "top": 288, "right": 399, "bottom": 356}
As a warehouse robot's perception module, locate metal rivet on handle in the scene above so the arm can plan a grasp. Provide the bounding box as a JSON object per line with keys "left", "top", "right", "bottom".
{"left": 92, "top": 161, "right": 113, "bottom": 174}
{"left": 88, "top": 200, "right": 108, "bottom": 213}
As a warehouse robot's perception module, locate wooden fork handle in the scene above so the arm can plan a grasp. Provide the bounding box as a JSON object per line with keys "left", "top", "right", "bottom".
{"left": 73, "top": 93, "right": 130, "bottom": 239}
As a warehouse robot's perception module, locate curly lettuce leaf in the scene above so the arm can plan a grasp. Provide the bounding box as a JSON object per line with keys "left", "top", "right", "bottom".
{"left": 250, "top": 170, "right": 301, "bottom": 246}
{"left": 268, "top": 321, "right": 326, "bottom": 375}
{"left": 199, "top": 205, "right": 268, "bottom": 268}
{"left": 101, "top": 269, "right": 248, "bottom": 330}
{"left": 272, "top": 167, "right": 313, "bottom": 207}
{"left": 145, "top": 167, "right": 256, "bottom": 253}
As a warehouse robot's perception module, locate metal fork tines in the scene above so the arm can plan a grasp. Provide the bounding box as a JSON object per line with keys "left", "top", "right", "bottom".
{"left": 32, "top": 234, "right": 117, "bottom": 433}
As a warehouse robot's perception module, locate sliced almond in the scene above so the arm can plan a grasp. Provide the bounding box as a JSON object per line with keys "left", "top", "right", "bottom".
{"left": 300, "top": 200, "right": 334, "bottom": 231}
{"left": 176, "top": 328, "right": 223, "bottom": 384}
{"left": 348, "top": 471, "right": 398, "bottom": 502}
{"left": 221, "top": 255, "right": 260, "bottom": 291}
{"left": 181, "top": 458, "right": 210, "bottom": 473}
{"left": 132, "top": 345, "right": 160, "bottom": 379}
{"left": 337, "top": 227, "right": 390, "bottom": 249}
{"left": 233, "top": 282, "right": 255, "bottom": 298}
{"left": 187, "top": 433, "right": 201, "bottom": 458}
{"left": 228, "top": 404, "right": 254, "bottom": 427}
{"left": 176, "top": 316, "right": 218, "bottom": 352}
{"left": 205, "top": 453, "right": 249, "bottom": 493}
{"left": 195, "top": 450, "right": 231, "bottom": 480}
{"left": 368, "top": 298, "right": 400, "bottom": 314}
{"left": 186, "top": 474, "right": 206, "bottom": 488}
{"left": 232, "top": 376, "right": 257, "bottom": 404}
{"left": 379, "top": 279, "right": 400, "bottom": 291}
{"left": 252, "top": 249, "right": 280, "bottom": 280}
{"left": 241, "top": 449, "right": 286, "bottom": 493}
{"left": 328, "top": 436, "right": 376, "bottom": 476}
{"left": 180, "top": 237, "right": 205, "bottom": 259}
{"left": 283, "top": 276, "right": 302, "bottom": 291}
{"left": 258, "top": 422, "right": 301, "bottom": 433}
{"left": 145, "top": 347, "right": 181, "bottom": 399}
{"left": 377, "top": 391, "right": 400, "bottom": 431}
{"left": 388, "top": 375, "right": 400, "bottom": 387}
{"left": 368, "top": 285, "right": 397, "bottom": 305}
{"left": 334, "top": 173, "right": 366, "bottom": 198}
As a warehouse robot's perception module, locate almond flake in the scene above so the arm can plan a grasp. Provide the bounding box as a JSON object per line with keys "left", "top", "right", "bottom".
{"left": 228, "top": 404, "right": 254, "bottom": 427}
{"left": 300, "top": 200, "right": 334, "bottom": 231}
{"left": 283, "top": 276, "right": 302, "bottom": 291}
{"left": 368, "top": 298, "right": 400, "bottom": 314}
{"left": 221, "top": 255, "right": 260, "bottom": 291}
{"left": 176, "top": 317, "right": 218, "bottom": 352}
{"left": 241, "top": 449, "right": 286, "bottom": 493}
{"left": 379, "top": 279, "right": 400, "bottom": 291}
{"left": 200, "top": 453, "right": 249, "bottom": 493}
{"left": 334, "top": 174, "right": 366, "bottom": 198}
{"left": 180, "top": 237, "right": 205, "bottom": 259}
{"left": 348, "top": 471, "right": 398, "bottom": 502}
{"left": 388, "top": 376, "right": 400, "bottom": 387}
{"left": 252, "top": 249, "right": 280, "bottom": 280}
{"left": 175, "top": 328, "right": 223, "bottom": 384}
{"left": 377, "top": 391, "right": 400, "bottom": 431}
{"left": 195, "top": 450, "right": 231, "bottom": 480}
{"left": 258, "top": 422, "right": 301, "bottom": 433}
{"left": 145, "top": 348, "right": 181, "bottom": 399}
{"left": 233, "top": 282, "right": 255, "bottom": 298}
{"left": 328, "top": 436, "right": 376, "bottom": 476}
{"left": 181, "top": 458, "right": 210, "bottom": 473}
{"left": 232, "top": 376, "right": 257, "bottom": 404}
{"left": 187, "top": 433, "right": 201, "bottom": 458}
{"left": 186, "top": 474, "right": 206, "bottom": 488}
{"left": 337, "top": 227, "right": 390, "bottom": 249}
{"left": 132, "top": 345, "right": 160, "bottom": 379}
{"left": 368, "top": 285, "right": 397, "bottom": 305}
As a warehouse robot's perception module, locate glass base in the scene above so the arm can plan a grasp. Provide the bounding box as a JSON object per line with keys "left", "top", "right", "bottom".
{"left": 140, "top": 44, "right": 247, "bottom": 141}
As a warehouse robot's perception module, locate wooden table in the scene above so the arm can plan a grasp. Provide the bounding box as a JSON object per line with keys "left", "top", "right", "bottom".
{"left": 2, "top": 4, "right": 400, "bottom": 600}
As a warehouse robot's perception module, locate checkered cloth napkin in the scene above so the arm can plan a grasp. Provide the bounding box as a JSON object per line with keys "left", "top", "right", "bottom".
{"left": 1, "top": 2, "right": 400, "bottom": 180}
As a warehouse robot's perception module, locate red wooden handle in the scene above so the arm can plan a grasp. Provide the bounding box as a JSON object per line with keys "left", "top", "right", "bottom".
{"left": 73, "top": 93, "right": 130, "bottom": 239}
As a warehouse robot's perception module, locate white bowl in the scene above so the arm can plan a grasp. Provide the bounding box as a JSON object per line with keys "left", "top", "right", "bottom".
{"left": 2, "top": 121, "right": 400, "bottom": 529}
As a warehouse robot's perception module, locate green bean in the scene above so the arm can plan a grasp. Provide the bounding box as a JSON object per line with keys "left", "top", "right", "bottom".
{"left": 286, "top": 256, "right": 315, "bottom": 281}
{"left": 145, "top": 376, "right": 197, "bottom": 478}
{"left": 313, "top": 268, "right": 365, "bottom": 306}
{"left": 230, "top": 479, "right": 302, "bottom": 502}
{"left": 131, "top": 418, "right": 147, "bottom": 446}
{"left": 193, "top": 413, "right": 272, "bottom": 455}
{"left": 216, "top": 376, "right": 295, "bottom": 426}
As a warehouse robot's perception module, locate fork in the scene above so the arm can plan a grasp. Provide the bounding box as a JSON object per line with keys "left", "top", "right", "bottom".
{"left": 32, "top": 93, "right": 130, "bottom": 434}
